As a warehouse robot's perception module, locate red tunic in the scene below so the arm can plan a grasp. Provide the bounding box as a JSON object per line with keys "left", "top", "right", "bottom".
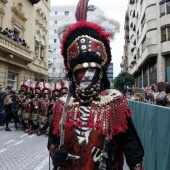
{"left": 52, "top": 89, "right": 131, "bottom": 170}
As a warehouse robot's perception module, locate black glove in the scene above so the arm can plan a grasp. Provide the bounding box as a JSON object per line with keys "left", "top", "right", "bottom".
{"left": 53, "top": 149, "right": 68, "bottom": 167}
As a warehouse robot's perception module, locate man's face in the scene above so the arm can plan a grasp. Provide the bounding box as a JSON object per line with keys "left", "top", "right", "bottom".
{"left": 76, "top": 68, "right": 96, "bottom": 89}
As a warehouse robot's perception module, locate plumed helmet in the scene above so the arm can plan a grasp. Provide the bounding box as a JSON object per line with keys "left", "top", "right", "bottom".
{"left": 20, "top": 80, "right": 28, "bottom": 92}
{"left": 59, "top": 79, "right": 68, "bottom": 96}
{"left": 58, "top": 0, "right": 119, "bottom": 73}
{"left": 34, "top": 79, "right": 44, "bottom": 94}
{"left": 41, "top": 82, "right": 52, "bottom": 96}
{"left": 27, "top": 79, "right": 35, "bottom": 95}
{"left": 51, "top": 81, "right": 61, "bottom": 98}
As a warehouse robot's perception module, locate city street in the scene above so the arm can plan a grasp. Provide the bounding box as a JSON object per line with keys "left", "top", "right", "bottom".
{"left": 0, "top": 124, "right": 51, "bottom": 170}
{"left": 0, "top": 124, "right": 129, "bottom": 170}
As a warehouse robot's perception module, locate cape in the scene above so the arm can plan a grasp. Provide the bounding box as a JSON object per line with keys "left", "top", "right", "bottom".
{"left": 52, "top": 89, "right": 132, "bottom": 139}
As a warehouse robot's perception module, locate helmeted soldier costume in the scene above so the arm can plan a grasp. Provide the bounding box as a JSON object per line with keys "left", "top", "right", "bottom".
{"left": 17, "top": 81, "right": 28, "bottom": 123}
{"left": 37, "top": 82, "right": 51, "bottom": 135}
{"left": 22, "top": 80, "right": 34, "bottom": 132}
{"left": 59, "top": 79, "right": 68, "bottom": 97}
{"left": 46, "top": 81, "right": 61, "bottom": 135}
{"left": 48, "top": 0, "right": 144, "bottom": 170}
{"left": 29, "top": 80, "right": 42, "bottom": 134}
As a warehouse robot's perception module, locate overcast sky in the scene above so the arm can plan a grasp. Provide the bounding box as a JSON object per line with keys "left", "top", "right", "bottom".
{"left": 50, "top": 0, "right": 128, "bottom": 78}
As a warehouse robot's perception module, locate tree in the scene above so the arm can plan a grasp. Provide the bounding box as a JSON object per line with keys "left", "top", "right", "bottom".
{"left": 114, "top": 72, "right": 134, "bottom": 92}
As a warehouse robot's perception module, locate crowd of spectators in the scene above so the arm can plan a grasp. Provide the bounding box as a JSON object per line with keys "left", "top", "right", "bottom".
{"left": 0, "top": 27, "right": 28, "bottom": 48}
{"left": 124, "top": 81, "right": 170, "bottom": 108}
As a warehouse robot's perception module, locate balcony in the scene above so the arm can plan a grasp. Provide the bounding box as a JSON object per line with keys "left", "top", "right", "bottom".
{"left": 29, "top": 0, "right": 40, "bottom": 5}
{"left": 124, "top": 22, "right": 129, "bottom": 30}
{"left": 125, "top": 32, "right": 129, "bottom": 40}
{"left": 0, "top": 33, "right": 33, "bottom": 63}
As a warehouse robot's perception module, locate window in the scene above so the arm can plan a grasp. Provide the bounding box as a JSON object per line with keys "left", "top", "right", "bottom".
{"left": 13, "top": 26, "right": 20, "bottom": 39}
{"left": 141, "top": 14, "right": 145, "bottom": 31}
{"left": 40, "top": 45, "right": 44, "bottom": 60}
{"left": 168, "top": 27, "right": 170, "bottom": 41}
{"left": 160, "top": 1, "right": 170, "bottom": 16}
{"left": 137, "top": 31, "right": 139, "bottom": 41}
{"left": 142, "top": 37, "right": 146, "bottom": 52}
{"left": 160, "top": 3, "right": 165, "bottom": 16}
{"left": 55, "top": 12, "right": 58, "bottom": 15}
{"left": 55, "top": 21, "right": 57, "bottom": 24}
{"left": 162, "top": 28, "right": 166, "bottom": 42}
{"left": 35, "top": 40, "right": 39, "bottom": 57}
{"left": 53, "top": 68, "right": 56, "bottom": 72}
{"left": 8, "top": 72, "right": 17, "bottom": 90}
{"left": 54, "top": 39, "right": 57, "bottom": 43}
{"left": 167, "top": 1, "right": 170, "bottom": 14}
{"left": 40, "top": 38, "right": 45, "bottom": 60}
{"left": 35, "top": 34, "right": 40, "bottom": 57}
{"left": 65, "top": 11, "right": 69, "bottom": 16}
{"left": 137, "top": 48, "right": 140, "bottom": 59}
{"left": 53, "top": 58, "right": 56, "bottom": 62}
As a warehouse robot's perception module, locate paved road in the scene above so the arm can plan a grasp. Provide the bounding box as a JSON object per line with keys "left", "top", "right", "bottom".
{"left": 0, "top": 124, "right": 129, "bottom": 170}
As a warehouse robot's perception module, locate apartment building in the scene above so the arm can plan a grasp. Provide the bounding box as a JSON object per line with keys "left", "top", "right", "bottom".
{"left": 0, "top": 0, "right": 50, "bottom": 90}
{"left": 48, "top": 5, "right": 76, "bottom": 81}
{"left": 121, "top": 0, "right": 170, "bottom": 87}
{"left": 107, "top": 63, "right": 114, "bottom": 83}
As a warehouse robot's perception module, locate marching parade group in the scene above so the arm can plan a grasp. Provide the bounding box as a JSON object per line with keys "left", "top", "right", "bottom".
{"left": 0, "top": 79, "right": 68, "bottom": 135}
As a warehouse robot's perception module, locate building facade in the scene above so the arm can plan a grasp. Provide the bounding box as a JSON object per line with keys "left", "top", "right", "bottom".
{"left": 121, "top": 0, "right": 170, "bottom": 88}
{"left": 0, "top": 0, "right": 50, "bottom": 90}
{"left": 107, "top": 63, "right": 114, "bottom": 83}
{"left": 48, "top": 5, "right": 76, "bottom": 81}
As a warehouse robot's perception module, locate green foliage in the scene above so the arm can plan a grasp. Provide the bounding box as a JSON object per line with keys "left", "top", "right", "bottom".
{"left": 114, "top": 72, "right": 134, "bottom": 92}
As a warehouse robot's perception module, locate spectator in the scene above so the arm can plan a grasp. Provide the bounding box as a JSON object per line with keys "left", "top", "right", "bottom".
{"left": 0, "top": 85, "right": 5, "bottom": 126}
{"left": 7, "top": 29, "right": 14, "bottom": 38}
{"left": 3, "top": 28, "right": 9, "bottom": 36}
{"left": 164, "top": 83, "right": 170, "bottom": 107}
{"left": 155, "top": 81, "right": 166, "bottom": 106}
{"left": 13, "top": 33, "right": 20, "bottom": 43}
{"left": 18, "top": 38, "right": 22, "bottom": 44}
{"left": 144, "top": 86, "right": 150, "bottom": 102}
{"left": 0, "top": 27, "right": 3, "bottom": 34}
{"left": 21, "top": 39, "right": 27, "bottom": 47}
{"left": 3, "top": 90, "right": 18, "bottom": 131}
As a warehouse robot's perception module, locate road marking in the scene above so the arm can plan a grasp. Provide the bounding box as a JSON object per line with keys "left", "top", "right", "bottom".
{"left": 14, "top": 140, "right": 23, "bottom": 145}
{"left": 28, "top": 134, "right": 35, "bottom": 138}
{"left": 0, "top": 149, "right": 7, "bottom": 153}
{"left": 33, "top": 157, "right": 49, "bottom": 170}
{"left": 4, "top": 140, "right": 14, "bottom": 144}
{"left": 20, "top": 134, "right": 27, "bottom": 137}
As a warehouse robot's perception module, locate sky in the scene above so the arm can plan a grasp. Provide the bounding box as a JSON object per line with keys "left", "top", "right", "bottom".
{"left": 50, "top": 0, "right": 128, "bottom": 78}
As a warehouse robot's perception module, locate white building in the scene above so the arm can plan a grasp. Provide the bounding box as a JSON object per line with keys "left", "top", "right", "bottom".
{"left": 107, "top": 63, "right": 114, "bottom": 82}
{"left": 0, "top": 0, "right": 50, "bottom": 91}
{"left": 121, "top": 0, "right": 170, "bottom": 87}
{"left": 48, "top": 5, "right": 76, "bottom": 81}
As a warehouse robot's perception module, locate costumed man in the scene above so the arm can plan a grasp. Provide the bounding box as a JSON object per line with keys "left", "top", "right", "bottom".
{"left": 22, "top": 80, "right": 34, "bottom": 132}
{"left": 48, "top": 0, "right": 144, "bottom": 170}
{"left": 17, "top": 81, "right": 28, "bottom": 124}
{"left": 59, "top": 79, "right": 68, "bottom": 97}
{"left": 29, "top": 80, "right": 42, "bottom": 134}
{"left": 37, "top": 82, "right": 51, "bottom": 135}
{"left": 46, "top": 81, "right": 61, "bottom": 135}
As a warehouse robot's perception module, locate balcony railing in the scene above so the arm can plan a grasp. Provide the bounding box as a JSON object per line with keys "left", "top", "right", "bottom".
{"left": 29, "top": 0, "right": 40, "bottom": 5}
{"left": 0, "top": 33, "right": 33, "bottom": 63}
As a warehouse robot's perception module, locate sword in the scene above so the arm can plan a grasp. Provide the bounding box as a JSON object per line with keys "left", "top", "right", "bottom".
{"left": 57, "top": 85, "right": 80, "bottom": 170}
